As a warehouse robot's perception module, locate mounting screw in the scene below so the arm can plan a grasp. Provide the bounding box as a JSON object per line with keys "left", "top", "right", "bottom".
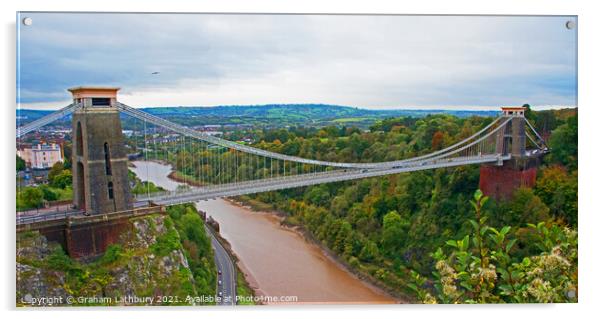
{"left": 565, "top": 20, "right": 575, "bottom": 30}
{"left": 22, "top": 17, "right": 33, "bottom": 26}
{"left": 566, "top": 289, "right": 576, "bottom": 299}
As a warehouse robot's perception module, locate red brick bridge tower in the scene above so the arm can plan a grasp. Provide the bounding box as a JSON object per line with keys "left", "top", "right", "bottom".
{"left": 479, "top": 107, "right": 543, "bottom": 201}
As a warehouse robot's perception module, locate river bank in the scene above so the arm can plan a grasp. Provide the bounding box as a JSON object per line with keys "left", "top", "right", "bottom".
{"left": 229, "top": 196, "right": 410, "bottom": 304}
{"left": 167, "top": 171, "right": 205, "bottom": 187}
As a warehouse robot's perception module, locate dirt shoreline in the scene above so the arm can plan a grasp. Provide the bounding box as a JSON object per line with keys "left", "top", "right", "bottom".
{"left": 226, "top": 198, "right": 409, "bottom": 304}
{"left": 167, "top": 171, "right": 206, "bottom": 187}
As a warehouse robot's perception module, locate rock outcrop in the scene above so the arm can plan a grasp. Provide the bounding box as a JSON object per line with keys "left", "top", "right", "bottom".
{"left": 16, "top": 214, "right": 199, "bottom": 306}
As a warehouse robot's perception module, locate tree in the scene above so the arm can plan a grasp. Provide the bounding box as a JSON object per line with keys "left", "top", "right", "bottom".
{"left": 534, "top": 110, "right": 558, "bottom": 133}
{"left": 504, "top": 188, "right": 550, "bottom": 226}
{"left": 548, "top": 115, "right": 578, "bottom": 170}
{"left": 523, "top": 104, "right": 537, "bottom": 123}
{"left": 39, "top": 185, "right": 59, "bottom": 201}
{"left": 535, "top": 166, "right": 578, "bottom": 227}
{"left": 19, "top": 187, "right": 44, "bottom": 208}
{"left": 47, "top": 162, "right": 64, "bottom": 185}
{"left": 359, "top": 240, "right": 379, "bottom": 262}
{"left": 62, "top": 143, "right": 72, "bottom": 169}
{"left": 16, "top": 155, "right": 26, "bottom": 172}
{"left": 330, "top": 195, "right": 349, "bottom": 217}
{"left": 50, "top": 170, "right": 72, "bottom": 189}
{"left": 304, "top": 185, "right": 330, "bottom": 207}
{"left": 381, "top": 211, "right": 408, "bottom": 257}
{"left": 431, "top": 131, "right": 445, "bottom": 150}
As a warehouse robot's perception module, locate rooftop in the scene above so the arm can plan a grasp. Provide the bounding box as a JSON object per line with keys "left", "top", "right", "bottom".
{"left": 68, "top": 86, "right": 120, "bottom": 99}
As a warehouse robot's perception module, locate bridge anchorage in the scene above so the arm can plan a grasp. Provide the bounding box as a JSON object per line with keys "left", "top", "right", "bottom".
{"left": 479, "top": 107, "right": 549, "bottom": 201}
{"left": 16, "top": 87, "right": 548, "bottom": 257}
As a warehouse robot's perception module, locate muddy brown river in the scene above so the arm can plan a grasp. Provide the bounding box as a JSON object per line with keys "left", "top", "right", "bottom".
{"left": 131, "top": 161, "right": 396, "bottom": 304}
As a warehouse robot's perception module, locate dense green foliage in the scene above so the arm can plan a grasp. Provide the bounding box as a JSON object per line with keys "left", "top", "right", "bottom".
{"left": 548, "top": 115, "right": 578, "bottom": 171}
{"left": 409, "top": 190, "right": 577, "bottom": 303}
{"left": 166, "top": 204, "right": 217, "bottom": 299}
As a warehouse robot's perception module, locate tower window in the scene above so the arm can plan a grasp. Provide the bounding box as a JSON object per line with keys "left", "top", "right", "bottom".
{"left": 107, "top": 182, "right": 114, "bottom": 200}
{"left": 104, "top": 142, "right": 112, "bottom": 175}
{"left": 92, "top": 98, "right": 111, "bottom": 106}
{"left": 76, "top": 122, "right": 83, "bottom": 156}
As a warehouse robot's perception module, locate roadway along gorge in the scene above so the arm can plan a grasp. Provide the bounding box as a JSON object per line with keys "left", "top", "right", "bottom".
{"left": 130, "top": 161, "right": 396, "bottom": 304}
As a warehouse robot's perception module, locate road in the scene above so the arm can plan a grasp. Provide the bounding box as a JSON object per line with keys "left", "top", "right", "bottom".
{"left": 16, "top": 209, "right": 82, "bottom": 225}
{"left": 205, "top": 225, "right": 236, "bottom": 306}
{"left": 17, "top": 203, "right": 77, "bottom": 217}
{"left": 16, "top": 201, "right": 150, "bottom": 225}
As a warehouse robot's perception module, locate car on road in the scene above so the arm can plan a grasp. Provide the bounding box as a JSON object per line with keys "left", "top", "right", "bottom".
{"left": 218, "top": 291, "right": 223, "bottom": 297}
{"left": 218, "top": 269, "right": 222, "bottom": 275}
{"left": 218, "top": 280, "right": 222, "bottom": 286}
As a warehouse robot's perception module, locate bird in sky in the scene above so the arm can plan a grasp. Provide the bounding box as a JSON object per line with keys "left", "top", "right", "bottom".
{"left": 151, "top": 71, "right": 160, "bottom": 75}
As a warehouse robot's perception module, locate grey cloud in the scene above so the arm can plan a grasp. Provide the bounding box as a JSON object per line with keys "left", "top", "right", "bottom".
{"left": 17, "top": 13, "right": 576, "bottom": 109}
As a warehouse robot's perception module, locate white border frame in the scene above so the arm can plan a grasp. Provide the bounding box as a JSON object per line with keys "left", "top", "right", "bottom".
{"left": 2, "top": 1, "right": 599, "bottom": 319}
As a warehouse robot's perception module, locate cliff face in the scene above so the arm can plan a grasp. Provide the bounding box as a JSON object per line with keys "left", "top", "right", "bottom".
{"left": 16, "top": 213, "right": 205, "bottom": 306}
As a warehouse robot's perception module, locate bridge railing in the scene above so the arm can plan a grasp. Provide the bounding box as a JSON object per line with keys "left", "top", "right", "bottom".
{"left": 16, "top": 103, "right": 79, "bottom": 138}
{"left": 136, "top": 153, "right": 507, "bottom": 204}
{"left": 148, "top": 154, "right": 509, "bottom": 205}
{"left": 16, "top": 210, "right": 82, "bottom": 225}
{"left": 16, "top": 203, "right": 165, "bottom": 227}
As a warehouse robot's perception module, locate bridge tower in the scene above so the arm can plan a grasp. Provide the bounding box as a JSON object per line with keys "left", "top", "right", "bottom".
{"left": 479, "top": 106, "right": 540, "bottom": 201}
{"left": 70, "top": 87, "right": 132, "bottom": 214}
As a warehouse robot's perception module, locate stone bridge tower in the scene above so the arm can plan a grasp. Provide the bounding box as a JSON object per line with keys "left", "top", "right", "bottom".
{"left": 70, "top": 87, "right": 132, "bottom": 214}
{"left": 479, "top": 107, "right": 541, "bottom": 201}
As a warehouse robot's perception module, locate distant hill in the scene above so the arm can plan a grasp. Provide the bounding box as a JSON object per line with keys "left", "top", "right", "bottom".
{"left": 17, "top": 104, "right": 500, "bottom": 128}
{"left": 16, "top": 109, "right": 53, "bottom": 120}
{"left": 141, "top": 104, "right": 498, "bottom": 119}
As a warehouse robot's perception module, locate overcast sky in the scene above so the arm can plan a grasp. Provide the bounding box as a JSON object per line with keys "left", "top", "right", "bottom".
{"left": 17, "top": 13, "right": 577, "bottom": 110}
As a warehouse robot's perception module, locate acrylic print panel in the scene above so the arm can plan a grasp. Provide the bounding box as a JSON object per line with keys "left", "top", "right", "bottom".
{"left": 16, "top": 12, "right": 577, "bottom": 306}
